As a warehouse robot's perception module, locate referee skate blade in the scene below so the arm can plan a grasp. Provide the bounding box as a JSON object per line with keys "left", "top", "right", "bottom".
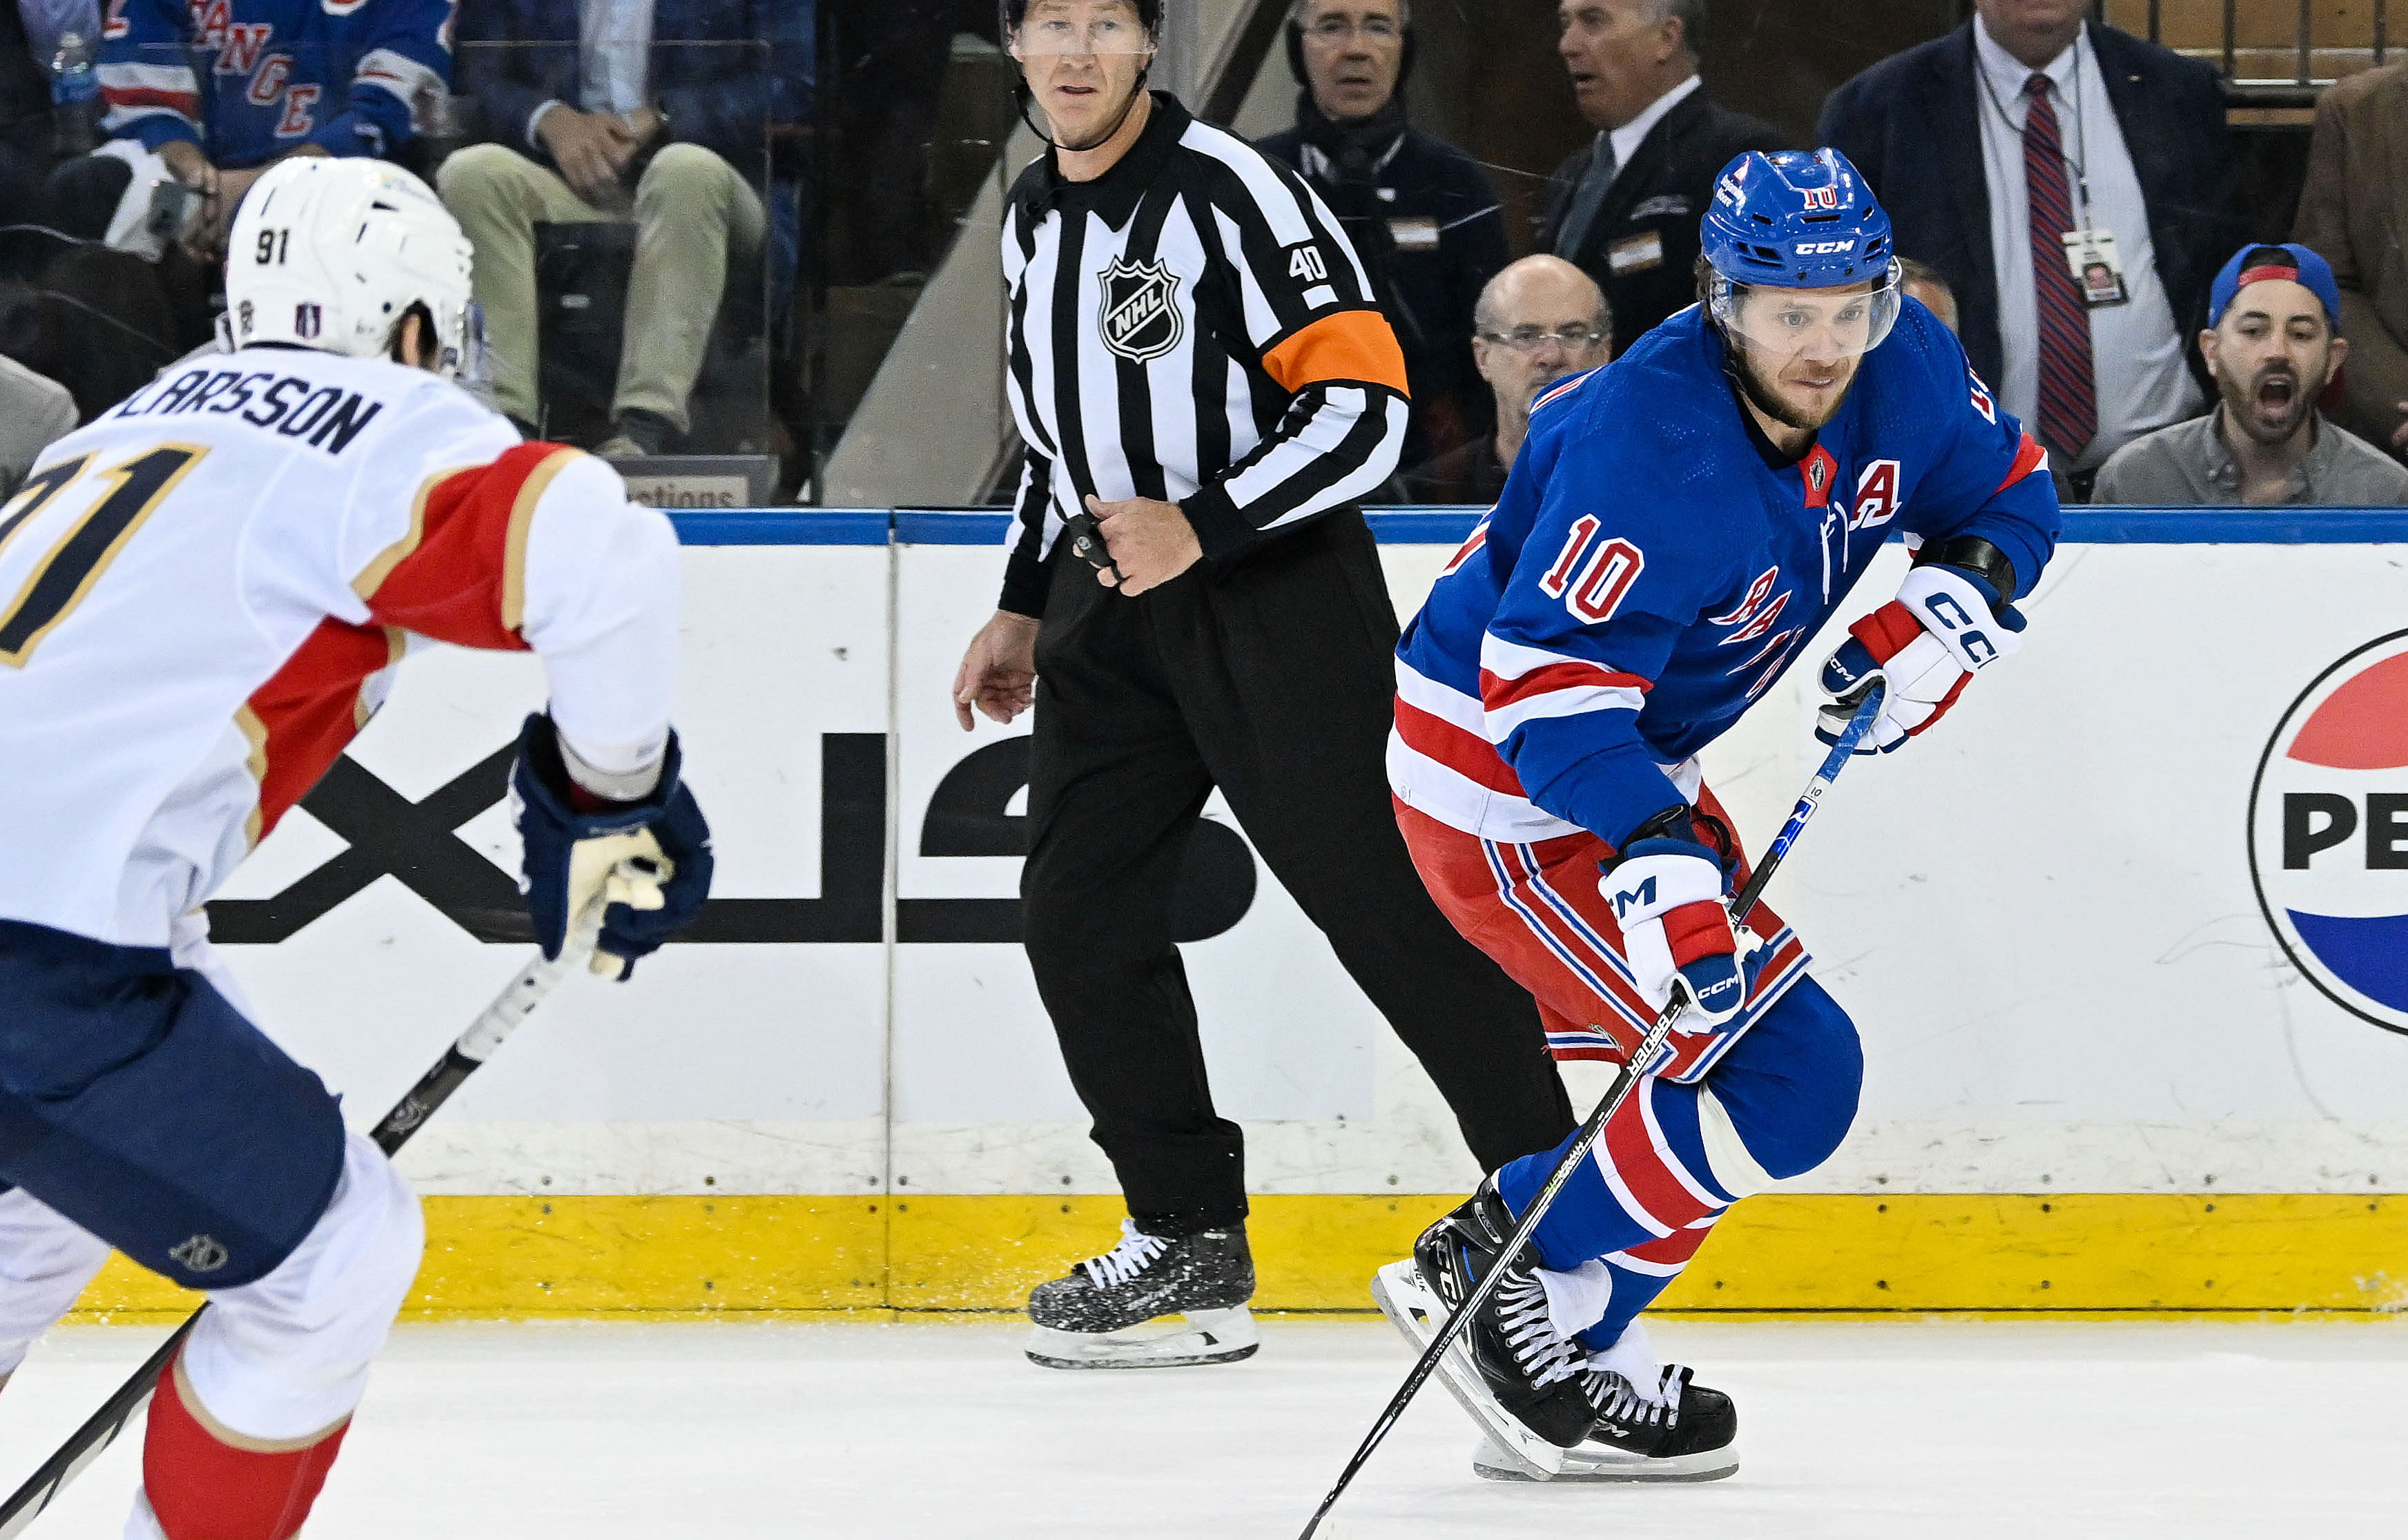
{"left": 1472, "top": 1433, "right": 1740, "bottom": 1484}
{"left": 1368, "top": 1261, "right": 1565, "bottom": 1481}
{"left": 1025, "top": 1305, "right": 1259, "bottom": 1370}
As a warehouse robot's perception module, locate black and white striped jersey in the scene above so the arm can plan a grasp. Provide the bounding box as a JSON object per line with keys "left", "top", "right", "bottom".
{"left": 995, "top": 92, "right": 1412, "bottom": 616}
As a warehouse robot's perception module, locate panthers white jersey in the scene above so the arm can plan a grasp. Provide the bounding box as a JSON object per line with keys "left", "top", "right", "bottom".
{"left": 0, "top": 347, "right": 681, "bottom": 948}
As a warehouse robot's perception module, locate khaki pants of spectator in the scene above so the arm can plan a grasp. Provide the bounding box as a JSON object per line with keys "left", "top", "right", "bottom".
{"left": 437, "top": 141, "right": 766, "bottom": 435}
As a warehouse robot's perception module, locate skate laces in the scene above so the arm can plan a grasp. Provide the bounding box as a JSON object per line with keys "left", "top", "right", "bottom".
{"left": 1585, "top": 1361, "right": 1687, "bottom": 1430}
{"left": 1078, "top": 1220, "right": 1171, "bottom": 1288}
{"left": 1493, "top": 1271, "right": 1584, "bottom": 1391}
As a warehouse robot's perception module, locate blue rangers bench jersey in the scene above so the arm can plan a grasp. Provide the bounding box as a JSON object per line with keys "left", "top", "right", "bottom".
{"left": 99, "top": 0, "right": 453, "bottom": 165}
{"left": 1391, "top": 299, "right": 2059, "bottom": 850}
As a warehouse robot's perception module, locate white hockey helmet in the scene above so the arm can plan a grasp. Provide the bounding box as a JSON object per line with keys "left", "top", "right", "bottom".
{"left": 226, "top": 157, "right": 476, "bottom": 377}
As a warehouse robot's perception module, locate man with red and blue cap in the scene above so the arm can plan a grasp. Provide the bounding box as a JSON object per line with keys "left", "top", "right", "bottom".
{"left": 2094, "top": 244, "right": 2408, "bottom": 506}
{"left": 1369, "top": 147, "right": 2061, "bottom": 1485}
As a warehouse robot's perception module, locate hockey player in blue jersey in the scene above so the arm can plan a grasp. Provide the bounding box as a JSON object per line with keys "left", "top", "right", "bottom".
{"left": 72, "top": 0, "right": 453, "bottom": 259}
{"left": 1374, "top": 148, "right": 2059, "bottom": 1482}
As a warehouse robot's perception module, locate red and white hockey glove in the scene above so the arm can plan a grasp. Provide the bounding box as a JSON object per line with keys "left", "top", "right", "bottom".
{"left": 1600, "top": 832, "right": 1756, "bottom": 1031}
{"left": 1817, "top": 563, "right": 2025, "bottom": 754}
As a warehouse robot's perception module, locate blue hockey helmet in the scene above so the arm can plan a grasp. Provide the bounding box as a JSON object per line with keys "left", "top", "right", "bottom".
{"left": 1702, "top": 148, "right": 1903, "bottom": 357}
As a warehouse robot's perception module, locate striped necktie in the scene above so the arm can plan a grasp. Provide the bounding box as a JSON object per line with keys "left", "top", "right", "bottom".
{"left": 2023, "top": 72, "right": 2095, "bottom": 461}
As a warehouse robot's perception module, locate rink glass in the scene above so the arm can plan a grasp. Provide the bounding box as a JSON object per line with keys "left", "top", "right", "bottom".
{"left": 764, "top": 0, "right": 2353, "bottom": 500}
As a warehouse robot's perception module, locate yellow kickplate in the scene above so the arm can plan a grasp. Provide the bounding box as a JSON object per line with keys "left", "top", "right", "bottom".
{"left": 66, "top": 1192, "right": 2408, "bottom": 1321}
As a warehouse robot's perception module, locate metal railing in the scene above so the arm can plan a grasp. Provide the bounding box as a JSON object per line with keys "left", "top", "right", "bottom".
{"left": 2095, "top": 0, "right": 2394, "bottom": 104}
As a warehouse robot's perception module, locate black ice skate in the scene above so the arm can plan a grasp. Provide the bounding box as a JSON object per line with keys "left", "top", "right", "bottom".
{"left": 1368, "top": 1180, "right": 1596, "bottom": 1478}
{"left": 1473, "top": 1358, "right": 1740, "bottom": 1483}
{"left": 1025, "top": 1219, "right": 1257, "bottom": 1370}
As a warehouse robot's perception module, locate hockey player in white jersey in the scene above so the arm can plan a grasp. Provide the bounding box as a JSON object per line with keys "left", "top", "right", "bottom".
{"left": 0, "top": 158, "right": 712, "bottom": 1539}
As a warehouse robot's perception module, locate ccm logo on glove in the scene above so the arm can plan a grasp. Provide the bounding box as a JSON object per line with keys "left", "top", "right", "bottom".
{"left": 1600, "top": 834, "right": 1756, "bottom": 1031}
{"left": 1817, "top": 563, "right": 2025, "bottom": 754}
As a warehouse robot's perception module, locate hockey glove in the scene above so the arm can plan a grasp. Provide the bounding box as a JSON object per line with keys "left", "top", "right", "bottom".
{"left": 1817, "top": 563, "right": 2025, "bottom": 754}
{"left": 510, "top": 712, "right": 715, "bottom": 980}
{"left": 1599, "top": 823, "right": 1754, "bottom": 1031}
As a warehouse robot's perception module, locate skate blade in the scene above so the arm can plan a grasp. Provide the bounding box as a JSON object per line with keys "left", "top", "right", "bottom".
{"left": 1368, "top": 1262, "right": 1565, "bottom": 1481}
{"left": 1025, "top": 1305, "right": 1259, "bottom": 1370}
{"left": 1472, "top": 1432, "right": 1740, "bottom": 1483}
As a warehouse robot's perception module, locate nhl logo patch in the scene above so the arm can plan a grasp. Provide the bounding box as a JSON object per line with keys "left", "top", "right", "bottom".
{"left": 1098, "top": 255, "right": 1183, "bottom": 364}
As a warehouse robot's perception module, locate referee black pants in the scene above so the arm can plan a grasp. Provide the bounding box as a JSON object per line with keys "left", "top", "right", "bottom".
{"left": 1022, "top": 510, "right": 1576, "bottom": 1236}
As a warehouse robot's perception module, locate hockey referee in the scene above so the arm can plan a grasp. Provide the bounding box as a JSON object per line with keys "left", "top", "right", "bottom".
{"left": 951, "top": 0, "right": 1577, "bottom": 1370}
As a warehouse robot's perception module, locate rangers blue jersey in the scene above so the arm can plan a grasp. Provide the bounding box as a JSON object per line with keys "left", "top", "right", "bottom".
{"left": 99, "top": 0, "right": 453, "bottom": 165}
{"left": 1391, "top": 299, "right": 2059, "bottom": 849}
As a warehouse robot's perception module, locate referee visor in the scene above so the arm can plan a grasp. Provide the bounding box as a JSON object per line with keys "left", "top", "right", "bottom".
{"left": 1008, "top": 0, "right": 1156, "bottom": 55}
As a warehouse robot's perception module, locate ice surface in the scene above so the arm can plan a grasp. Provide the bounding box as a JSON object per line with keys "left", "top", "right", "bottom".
{"left": 3, "top": 1318, "right": 2402, "bottom": 1537}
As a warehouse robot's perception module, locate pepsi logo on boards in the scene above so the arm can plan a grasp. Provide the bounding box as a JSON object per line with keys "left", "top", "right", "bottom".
{"left": 2249, "top": 631, "right": 2408, "bottom": 1035}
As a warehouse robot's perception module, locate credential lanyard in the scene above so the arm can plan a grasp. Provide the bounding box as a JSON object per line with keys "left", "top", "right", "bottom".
{"left": 1978, "top": 39, "right": 2096, "bottom": 231}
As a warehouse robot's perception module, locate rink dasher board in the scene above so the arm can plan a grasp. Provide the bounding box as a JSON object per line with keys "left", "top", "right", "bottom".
{"left": 64, "top": 507, "right": 2398, "bottom": 1318}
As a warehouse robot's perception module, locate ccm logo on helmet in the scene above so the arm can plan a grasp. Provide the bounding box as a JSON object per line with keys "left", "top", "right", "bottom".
{"left": 1794, "top": 240, "right": 1856, "bottom": 255}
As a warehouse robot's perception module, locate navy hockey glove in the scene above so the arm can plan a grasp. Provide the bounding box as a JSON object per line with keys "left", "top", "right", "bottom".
{"left": 1599, "top": 817, "right": 1756, "bottom": 1031}
{"left": 510, "top": 712, "right": 714, "bottom": 980}
{"left": 1818, "top": 563, "right": 2025, "bottom": 754}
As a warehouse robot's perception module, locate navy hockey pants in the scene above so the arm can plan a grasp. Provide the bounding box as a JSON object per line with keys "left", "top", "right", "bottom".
{"left": 0, "top": 917, "right": 345, "bottom": 1292}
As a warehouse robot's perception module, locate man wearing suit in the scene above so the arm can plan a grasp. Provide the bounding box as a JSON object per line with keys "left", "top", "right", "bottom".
{"left": 439, "top": 0, "right": 809, "bottom": 452}
{"left": 1536, "top": 0, "right": 1783, "bottom": 348}
{"left": 2293, "top": 59, "right": 2408, "bottom": 459}
{"left": 1820, "top": 0, "right": 2240, "bottom": 486}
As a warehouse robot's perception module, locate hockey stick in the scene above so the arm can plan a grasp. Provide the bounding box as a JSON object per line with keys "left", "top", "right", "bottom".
{"left": 1296, "top": 681, "right": 1887, "bottom": 1538}
{"left": 0, "top": 897, "right": 616, "bottom": 1539}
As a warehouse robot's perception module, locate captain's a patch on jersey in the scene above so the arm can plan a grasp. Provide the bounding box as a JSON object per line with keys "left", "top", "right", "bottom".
{"left": 1098, "top": 255, "right": 1184, "bottom": 364}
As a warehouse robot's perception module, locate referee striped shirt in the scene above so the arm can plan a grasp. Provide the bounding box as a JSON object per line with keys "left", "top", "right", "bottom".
{"left": 996, "top": 92, "right": 1412, "bottom": 616}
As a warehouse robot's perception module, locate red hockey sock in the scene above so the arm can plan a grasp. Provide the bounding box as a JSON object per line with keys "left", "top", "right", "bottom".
{"left": 142, "top": 1352, "right": 351, "bottom": 1540}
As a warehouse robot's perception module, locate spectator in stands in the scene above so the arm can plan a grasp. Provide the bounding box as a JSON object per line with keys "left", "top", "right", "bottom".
{"left": 1258, "top": 0, "right": 1508, "bottom": 466}
{"left": 2095, "top": 244, "right": 2408, "bottom": 506}
{"left": 44, "top": 0, "right": 451, "bottom": 257}
{"left": 441, "top": 0, "right": 807, "bottom": 454}
{"left": 2, "top": 1, "right": 74, "bottom": 220}
{"left": 2293, "top": 59, "right": 2408, "bottom": 460}
{"left": 1819, "top": 0, "right": 2240, "bottom": 492}
{"left": 0, "top": 350, "right": 75, "bottom": 494}
{"left": 1396, "top": 255, "right": 1609, "bottom": 505}
{"left": 1901, "top": 255, "right": 1959, "bottom": 335}
{"left": 1537, "top": 0, "right": 1782, "bottom": 349}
